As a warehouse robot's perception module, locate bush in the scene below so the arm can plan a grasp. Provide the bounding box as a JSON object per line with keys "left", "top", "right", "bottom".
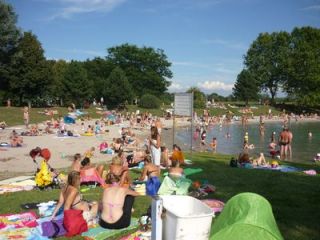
{"left": 139, "top": 94, "right": 161, "bottom": 109}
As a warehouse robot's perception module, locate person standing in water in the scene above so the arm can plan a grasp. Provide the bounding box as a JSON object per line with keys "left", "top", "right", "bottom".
{"left": 287, "top": 128, "right": 293, "bottom": 159}
{"left": 279, "top": 127, "right": 290, "bottom": 160}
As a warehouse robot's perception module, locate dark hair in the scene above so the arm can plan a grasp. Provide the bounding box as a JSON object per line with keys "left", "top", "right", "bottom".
{"left": 171, "top": 160, "right": 180, "bottom": 167}
{"left": 144, "top": 155, "right": 152, "bottom": 163}
{"left": 173, "top": 144, "right": 181, "bottom": 151}
{"left": 81, "top": 157, "right": 90, "bottom": 167}
{"left": 74, "top": 153, "right": 81, "bottom": 161}
{"left": 151, "top": 126, "right": 158, "bottom": 139}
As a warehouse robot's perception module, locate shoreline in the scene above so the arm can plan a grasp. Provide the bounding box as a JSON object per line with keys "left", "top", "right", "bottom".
{"left": 0, "top": 116, "right": 318, "bottom": 179}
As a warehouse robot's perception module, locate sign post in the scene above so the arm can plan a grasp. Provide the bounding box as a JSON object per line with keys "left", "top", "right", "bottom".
{"left": 174, "top": 93, "right": 194, "bottom": 153}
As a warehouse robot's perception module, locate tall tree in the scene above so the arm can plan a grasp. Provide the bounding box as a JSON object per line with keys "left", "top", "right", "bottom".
{"left": 51, "top": 59, "right": 69, "bottom": 106}
{"left": 62, "top": 61, "right": 93, "bottom": 106}
{"left": 107, "top": 43, "right": 172, "bottom": 97}
{"left": 10, "top": 31, "right": 50, "bottom": 105}
{"left": 0, "top": 0, "right": 21, "bottom": 101}
{"left": 102, "top": 67, "right": 133, "bottom": 108}
{"left": 233, "top": 69, "right": 259, "bottom": 105}
{"left": 285, "top": 27, "right": 320, "bottom": 106}
{"left": 83, "top": 57, "right": 113, "bottom": 100}
{"left": 245, "top": 31, "right": 290, "bottom": 103}
{"left": 187, "top": 87, "right": 206, "bottom": 109}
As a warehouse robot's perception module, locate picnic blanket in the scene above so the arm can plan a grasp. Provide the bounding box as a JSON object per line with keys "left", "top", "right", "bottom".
{"left": 0, "top": 212, "right": 38, "bottom": 230}
{"left": 163, "top": 168, "right": 203, "bottom": 177}
{"left": 0, "top": 226, "right": 48, "bottom": 240}
{"left": 82, "top": 218, "right": 139, "bottom": 240}
{"left": 0, "top": 177, "right": 35, "bottom": 194}
{"left": 250, "top": 164, "right": 300, "bottom": 173}
{"left": 120, "top": 230, "right": 151, "bottom": 240}
{"left": 0, "top": 185, "right": 34, "bottom": 194}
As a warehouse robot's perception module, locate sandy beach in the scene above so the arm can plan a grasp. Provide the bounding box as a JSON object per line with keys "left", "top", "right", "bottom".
{"left": 0, "top": 117, "right": 190, "bottom": 179}
{"left": 1, "top": 114, "right": 318, "bottom": 179}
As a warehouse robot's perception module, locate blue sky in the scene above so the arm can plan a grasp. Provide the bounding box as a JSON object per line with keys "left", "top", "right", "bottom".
{"left": 7, "top": 0, "right": 320, "bottom": 96}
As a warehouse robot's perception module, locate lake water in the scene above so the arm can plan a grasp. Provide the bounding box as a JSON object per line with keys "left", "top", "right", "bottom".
{"left": 175, "top": 121, "right": 320, "bottom": 163}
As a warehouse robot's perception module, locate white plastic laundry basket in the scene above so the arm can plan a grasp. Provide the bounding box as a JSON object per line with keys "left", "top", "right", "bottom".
{"left": 161, "top": 195, "right": 214, "bottom": 240}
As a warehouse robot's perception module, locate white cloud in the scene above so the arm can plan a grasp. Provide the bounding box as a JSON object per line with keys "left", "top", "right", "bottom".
{"left": 197, "top": 81, "right": 234, "bottom": 91}
{"left": 168, "top": 83, "right": 183, "bottom": 91}
{"left": 301, "top": 5, "right": 320, "bottom": 11}
{"left": 203, "top": 38, "right": 248, "bottom": 51}
{"left": 52, "top": 48, "right": 105, "bottom": 56}
{"left": 49, "top": 0, "right": 126, "bottom": 19}
{"left": 172, "top": 61, "right": 210, "bottom": 68}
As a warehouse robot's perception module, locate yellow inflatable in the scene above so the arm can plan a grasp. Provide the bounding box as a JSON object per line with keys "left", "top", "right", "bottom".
{"left": 81, "top": 133, "right": 94, "bottom": 136}
{"left": 35, "top": 160, "right": 53, "bottom": 187}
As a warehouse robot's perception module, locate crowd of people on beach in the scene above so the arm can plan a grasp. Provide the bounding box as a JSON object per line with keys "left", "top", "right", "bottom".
{"left": 24, "top": 110, "right": 189, "bottom": 234}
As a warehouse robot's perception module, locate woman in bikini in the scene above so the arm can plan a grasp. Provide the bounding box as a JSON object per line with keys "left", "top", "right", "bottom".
{"left": 168, "top": 160, "right": 184, "bottom": 180}
{"left": 100, "top": 174, "right": 139, "bottom": 229}
{"left": 51, "top": 171, "right": 98, "bottom": 221}
{"left": 139, "top": 155, "right": 161, "bottom": 196}
{"left": 107, "top": 156, "right": 130, "bottom": 187}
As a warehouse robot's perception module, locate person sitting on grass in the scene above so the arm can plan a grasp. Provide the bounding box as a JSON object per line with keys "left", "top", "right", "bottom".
{"left": 169, "top": 160, "right": 184, "bottom": 179}
{"left": 80, "top": 157, "right": 104, "bottom": 178}
{"left": 139, "top": 155, "right": 161, "bottom": 196}
{"left": 51, "top": 171, "right": 98, "bottom": 222}
{"left": 252, "top": 153, "right": 268, "bottom": 166}
{"left": 107, "top": 156, "right": 130, "bottom": 187}
{"left": 161, "top": 146, "right": 170, "bottom": 167}
{"left": 126, "top": 149, "right": 150, "bottom": 167}
{"left": 170, "top": 144, "right": 185, "bottom": 165}
{"left": 100, "top": 174, "right": 139, "bottom": 229}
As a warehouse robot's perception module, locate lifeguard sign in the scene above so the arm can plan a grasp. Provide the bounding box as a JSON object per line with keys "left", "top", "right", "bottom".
{"left": 173, "top": 93, "right": 194, "bottom": 152}
{"left": 174, "top": 93, "right": 193, "bottom": 116}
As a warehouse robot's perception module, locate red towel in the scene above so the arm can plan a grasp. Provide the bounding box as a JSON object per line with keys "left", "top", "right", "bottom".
{"left": 63, "top": 209, "right": 88, "bottom": 237}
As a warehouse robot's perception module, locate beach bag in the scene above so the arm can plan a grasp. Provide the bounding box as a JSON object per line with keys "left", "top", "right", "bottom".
{"left": 146, "top": 176, "right": 161, "bottom": 196}
{"left": 41, "top": 219, "right": 66, "bottom": 238}
{"left": 63, "top": 209, "right": 88, "bottom": 237}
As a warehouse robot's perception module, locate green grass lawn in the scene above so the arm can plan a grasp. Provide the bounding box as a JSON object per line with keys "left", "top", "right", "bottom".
{"left": 1, "top": 153, "right": 319, "bottom": 239}
{"left": 0, "top": 107, "right": 103, "bottom": 126}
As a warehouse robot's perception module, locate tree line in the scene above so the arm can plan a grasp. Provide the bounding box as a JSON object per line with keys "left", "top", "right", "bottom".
{"left": 0, "top": 0, "right": 172, "bottom": 108}
{"left": 233, "top": 27, "right": 320, "bottom": 106}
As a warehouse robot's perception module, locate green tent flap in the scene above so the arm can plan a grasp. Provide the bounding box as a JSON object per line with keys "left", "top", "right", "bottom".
{"left": 210, "top": 192, "right": 283, "bottom": 240}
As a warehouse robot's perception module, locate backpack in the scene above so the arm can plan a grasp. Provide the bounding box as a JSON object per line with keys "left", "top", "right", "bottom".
{"left": 229, "top": 158, "right": 238, "bottom": 168}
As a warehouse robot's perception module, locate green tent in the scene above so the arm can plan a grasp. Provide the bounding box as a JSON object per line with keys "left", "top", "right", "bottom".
{"left": 210, "top": 192, "right": 283, "bottom": 240}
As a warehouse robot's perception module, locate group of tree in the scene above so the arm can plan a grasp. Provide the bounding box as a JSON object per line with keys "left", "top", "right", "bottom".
{"left": 0, "top": 1, "right": 172, "bottom": 108}
{"left": 233, "top": 27, "right": 320, "bottom": 106}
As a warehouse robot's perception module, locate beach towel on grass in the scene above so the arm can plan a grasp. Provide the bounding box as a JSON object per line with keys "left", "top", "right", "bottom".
{"left": 0, "top": 211, "right": 38, "bottom": 230}
{"left": 158, "top": 176, "right": 192, "bottom": 195}
{"left": 0, "top": 184, "right": 34, "bottom": 194}
{"left": 0, "top": 226, "right": 48, "bottom": 240}
{"left": 82, "top": 218, "right": 139, "bottom": 240}
{"left": 163, "top": 168, "right": 203, "bottom": 177}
